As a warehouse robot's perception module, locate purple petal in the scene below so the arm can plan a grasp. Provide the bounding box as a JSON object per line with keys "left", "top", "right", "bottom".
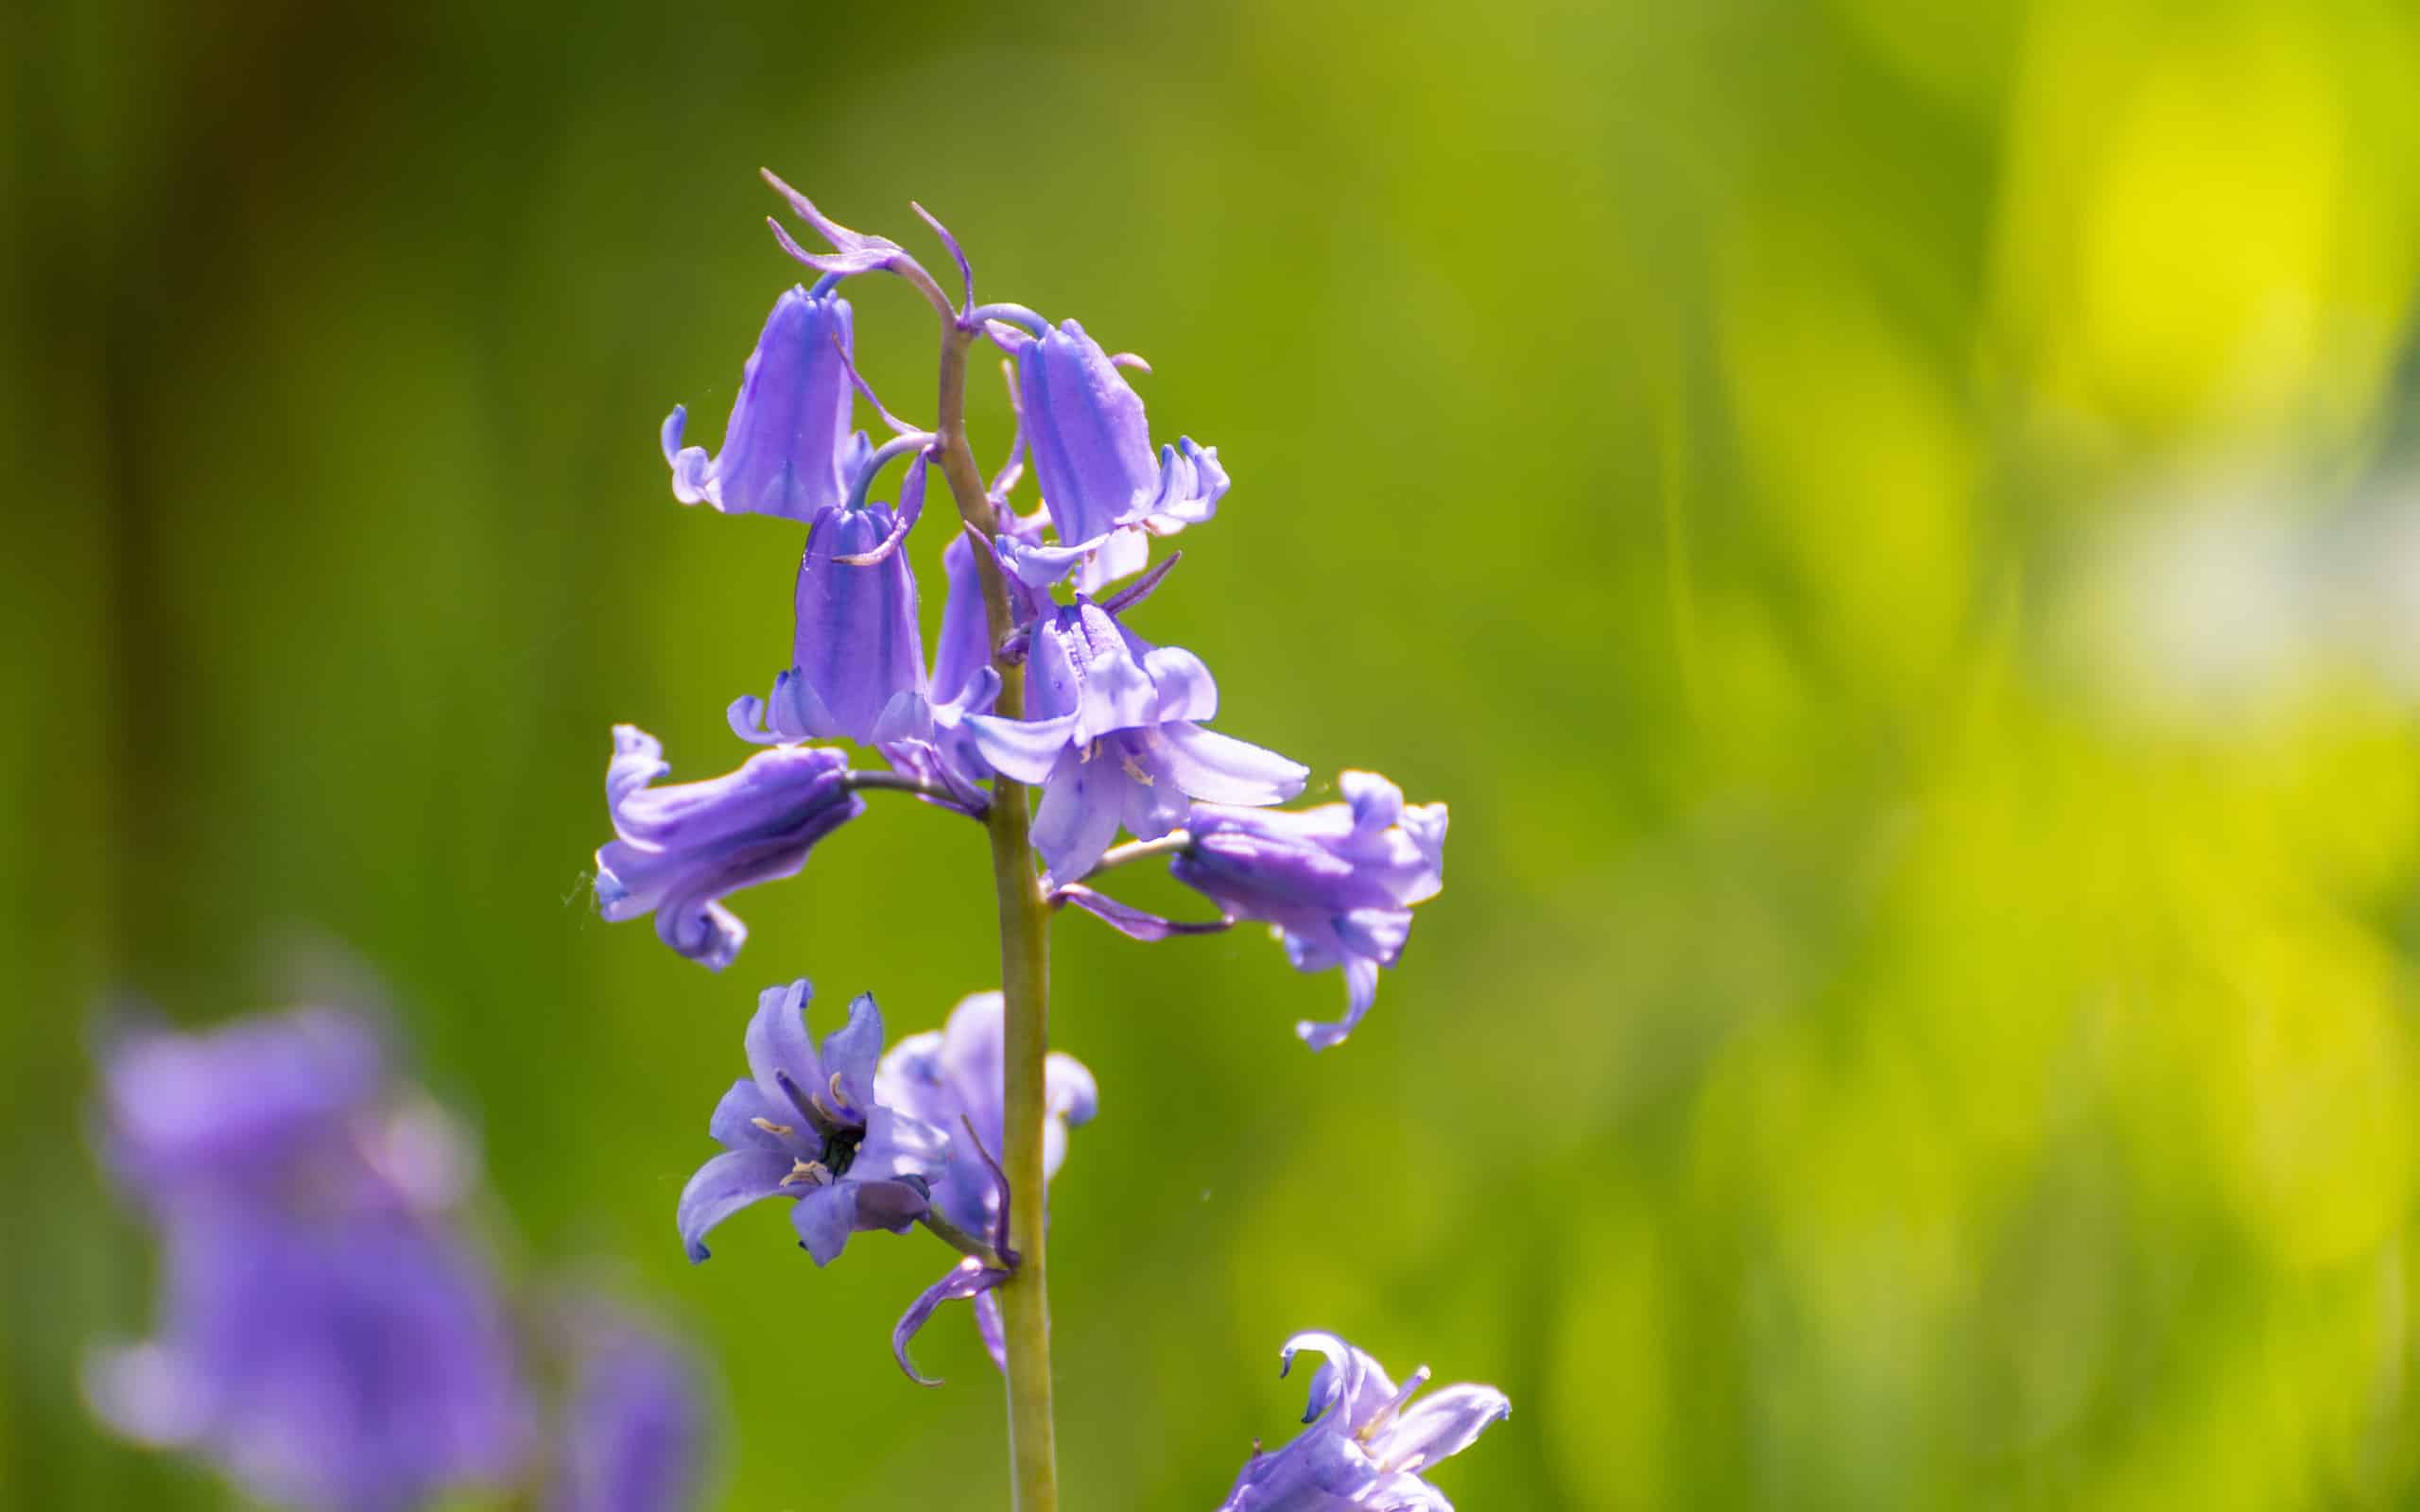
{"left": 676, "top": 1148, "right": 795, "bottom": 1263}
{"left": 1372, "top": 1384, "right": 1512, "bottom": 1475}
{"left": 1030, "top": 750, "right": 1130, "bottom": 883}
{"left": 849, "top": 1174, "right": 932, "bottom": 1233}
{"left": 1044, "top": 1052, "right": 1099, "bottom": 1130}
{"left": 995, "top": 533, "right": 1103, "bottom": 589}
{"left": 707, "top": 1079, "right": 792, "bottom": 1153}
{"left": 1013, "top": 318, "right": 1159, "bottom": 545}
{"left": 666, "top": 285, "right": 857, "bottom": 521}
{"left": 891, "top": 1258, "right": 1006, "bottom": 1387}
{"left": 1141, "top": 645, "right": 1219, "bottom": 723}
{"left": 789, "top": 1182, "right": 855, "bottom": 1266}
{"left": 80, "top": 1343, "right": 209, "bottom": 1448}
{"left": 819, "top": 992, "right": 886, "bottom": 1109}
{"left": 744, "top": 981, "right": 823, "bottom": 1115}
{"left": 975, "top": 1291, "right": 1007, "bottom": 1375}
{"left": 1077, "top": 527, "right": 1152, "bottom": 595}
{"left": 1295, "top": 954, "right": 1381, "bottom": 1053}
{"left": 1053, "top": 884, "right": 1234, "bottom": 941}
{"left": 1281, "top": 1332, "right": 1400, "bottom": 1428}
{"left": 964, "top": 712, "right": 1080, "bottom": 786}
{"left": 1155, "top": 723, "right": 1308, "bottom": 806}
{"left": 792, "top": 503, "right": 927, "bottom": 744}
{"left": 1115, "top": 734, "right": 1192, "bottom": 842}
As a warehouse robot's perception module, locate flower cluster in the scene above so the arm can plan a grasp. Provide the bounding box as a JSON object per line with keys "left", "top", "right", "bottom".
{"left": 605, "top": 178, "right": 1449, "bottom": 1047}
{"left": 594, "top": 175, "right": 1500, "bottom": 1503}
{"left": 84, "top": 1005, "right": 711, "bottom": 1512}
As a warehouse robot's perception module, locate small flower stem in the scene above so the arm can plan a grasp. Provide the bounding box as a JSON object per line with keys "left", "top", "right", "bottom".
{"left": 932, "top": 308, "right": 1060, "bottom": 1511}
{"left": 919, "top": 1210, "right": 1011, "bottom": 1271}
{"left": 840, "top": 769, "right": 985, "bottom": 815}
{"left": 1083, "top": 830, "right": 1194, "bottom": 878}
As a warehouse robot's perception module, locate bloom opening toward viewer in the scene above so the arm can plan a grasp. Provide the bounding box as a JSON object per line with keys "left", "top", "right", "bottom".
{"left": 965, "top": 596, "right": 1305, "bottom": 882}
{"left": 677, "top": 981, "right": 948, "bottom": 1266}
{"left": 1219, "top": 1332, "right": 1508, "bottom": 1511}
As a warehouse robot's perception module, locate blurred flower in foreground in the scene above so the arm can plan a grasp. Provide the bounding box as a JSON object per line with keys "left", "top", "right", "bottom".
{"left": 83, "top": 1009, "right": 531, "bottom": 1512}
{"left": 85, "top": 1002, "right": 718, "bottom": 1512}
{"left": 548, "top": 1296, "right": 713, "bottom": 1512}
{"left": 1219, "top": 1332, "right": 1508, "bottom": 1511}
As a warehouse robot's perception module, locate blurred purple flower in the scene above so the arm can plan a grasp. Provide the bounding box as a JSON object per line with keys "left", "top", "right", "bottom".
{"left": 83, "top": 1011, "right": 530, "bottom": 1512}
{"left": 1175, "top": 773, "right": 1446, "bottom": 1051}
{"left": 990, "top": 318, "right": 1225, "bottom": 587}
{"left": 662, "top": 284, "right": 868, "bottom": 522}
{"left": 1219, "top": 1332, "right": 1508, "bottom": 1512}
{"left": 677, "top": 981, "right": 948, "bottom": 1266}
{"left": 964, "top": 597, "right": 1305, "bottom": 882}
{"left": 594, "top": 727, "right": 864, "bottom": 971}
{"left": 548, "top": 1298, "right": 712, "bottom": 1512}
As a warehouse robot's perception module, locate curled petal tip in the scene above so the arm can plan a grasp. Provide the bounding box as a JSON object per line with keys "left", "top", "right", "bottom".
{"left": 1110, "top": 351, "right": 1152, "bottom": 373}
{"left": 910, "top": 200, "right": 975, "bottom": 311}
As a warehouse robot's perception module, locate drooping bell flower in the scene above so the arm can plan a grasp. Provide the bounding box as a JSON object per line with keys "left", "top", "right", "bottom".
{"left": 545, "top": 1297, "right": 712, "bottom": 1512}
{"left": 662, "top": 284, "right": 868, "bottom": 522}
{"left": 1217, "top": 1332, "right": 1509, "bottom": 1512}
{"left": 83, "top": 1011, "right": 532, "bottom": 1512}
{"left": 874, "top": 992, "right": 1094, "bottom": 1384}
{"left": 677, "top": 981, "right": 949, "bottom": 1266}
{"left": 729, "top": 450, "right": 933, "bottom": 747}
{"left": 964, "top": 596, "right": 1306, "bottom": 883}
{"left": 990, "top": 318, "right": 1226, "bottom": 587}
{"left": 1174, "top": 773, "right": 1446, "bottom": 1051}
{"left": 594, "top": 728, "right": 864, "bottom": 971}
{"left": 876, "top": 991, "right": 1097, "bottom": 1250}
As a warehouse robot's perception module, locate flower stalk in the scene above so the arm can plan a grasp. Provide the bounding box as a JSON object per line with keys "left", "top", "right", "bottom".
{"left": 932, "top": 309, "right": 1061, "bottom": 1511}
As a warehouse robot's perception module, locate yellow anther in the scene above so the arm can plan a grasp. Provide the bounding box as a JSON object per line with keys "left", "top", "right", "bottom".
{"left": 826, "top": 1071, "right": 855, "bottom": 1109}
{"left": 1118, "top": 751, "right": 1153, "bottom": 784}
{"left": 1080, "top": 739, "right": 1100, "bottom": 764}
{"left": 752, "top": 1116, "right": 795, "bottom": 1137}
{"left": 781, "top": 1159, "right": 832, "bottom": 1188}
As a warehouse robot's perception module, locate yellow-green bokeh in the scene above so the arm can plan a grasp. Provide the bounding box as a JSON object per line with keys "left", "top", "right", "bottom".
{"left": 9, "top": 0, "right": 2420, "bottom": 1506}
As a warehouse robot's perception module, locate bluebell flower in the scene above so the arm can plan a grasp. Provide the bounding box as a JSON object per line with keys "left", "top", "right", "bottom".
{"left": 547, "top": 1297, "right": 712, "bottom": 1512}
{"left": 594, "top": 727, "right": 864, "bottom": 971}
{"left": 677, "top": 981, "right": 949, "bottom": 1266}
{"left": 662, "top": 284, "right": 868, "bottom": 522}
{"left": 965, "top": 596, "right": 1306, "bottom": 881}
{"left": 990, "top": 318, "right": 1226, "bottom": 587}
{"left": 874, "top": 991, "right": 1095, "bottom": 1384}
{"left": 1175, "top": 772, "right": 1446, "bottom": 1050}
{"left": 83, "top": 1011, "right": 531, "bottom": 1512}
{"left": 728, "top": 454, "right": 932, "bottom": 747}
{"left": 875, "top": 991, "right": 1097, "bottom": 1246}
{"left": 1219, "top": 1332, "right": 1509, "bottom": 1512}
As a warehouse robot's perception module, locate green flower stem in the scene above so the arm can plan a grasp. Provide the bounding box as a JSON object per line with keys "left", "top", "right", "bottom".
{"left": 931, "top": 313, "right": 1061, "bottom": 1512}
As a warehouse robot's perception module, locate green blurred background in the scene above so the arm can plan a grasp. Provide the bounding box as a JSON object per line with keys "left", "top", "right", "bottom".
{"left": 12, "top": 0, "right": 2420, "bottom": 1505}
